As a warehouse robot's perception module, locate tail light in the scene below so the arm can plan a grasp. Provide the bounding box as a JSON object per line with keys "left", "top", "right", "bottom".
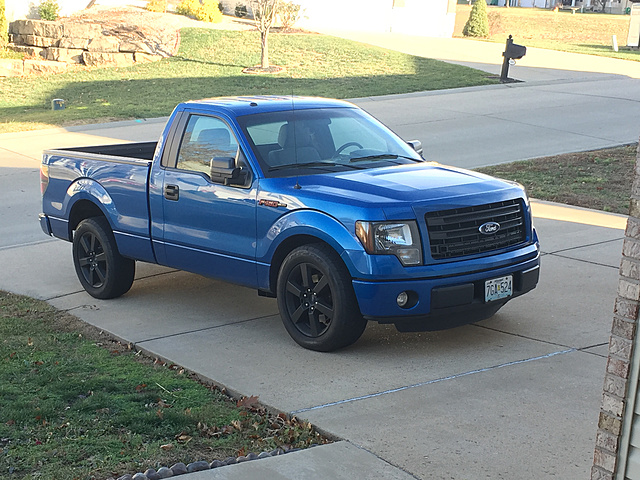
{"left": 40, "top": 164, "right": 49, "bottom": 195}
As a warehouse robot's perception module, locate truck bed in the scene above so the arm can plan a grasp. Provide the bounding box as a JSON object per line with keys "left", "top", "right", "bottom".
{"left": 49, "top": 142, "right": 157, "bottom": 162}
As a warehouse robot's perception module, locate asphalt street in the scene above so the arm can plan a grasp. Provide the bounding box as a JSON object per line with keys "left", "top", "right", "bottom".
{"left": 0, "top": 32, "right": 638, "bottom": 479}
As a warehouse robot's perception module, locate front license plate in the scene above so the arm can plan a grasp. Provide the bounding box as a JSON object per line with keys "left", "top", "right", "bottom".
{"left": 485, "top": 275, "right": 513, "bottom": 302}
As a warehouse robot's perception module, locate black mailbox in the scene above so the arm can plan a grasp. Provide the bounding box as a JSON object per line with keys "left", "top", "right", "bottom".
{"left": 505, "top": 42, "right": 526, "bottom": 60}
{"left": 500, "top": 35, "right": 526, "bottom": 82}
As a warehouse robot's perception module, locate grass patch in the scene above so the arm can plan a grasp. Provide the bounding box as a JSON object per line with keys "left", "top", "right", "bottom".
{"left": 455, "top": 5, "right": 640, "bottom": 61}
{"left": 0, "top": 28, "right": 497, "bottom": 133}
{"left": 475, "top": 144, "right": 637, "bottom": 214}
{"left": 0, "top": 292, "right": 328, "bottom": 480}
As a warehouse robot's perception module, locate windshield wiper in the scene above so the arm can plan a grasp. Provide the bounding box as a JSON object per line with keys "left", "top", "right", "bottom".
{"left": 349, "top": 154, "right": 422, "bottom": 163}
{"left": 269, "top": 162, "right": 365, "bottom": 172}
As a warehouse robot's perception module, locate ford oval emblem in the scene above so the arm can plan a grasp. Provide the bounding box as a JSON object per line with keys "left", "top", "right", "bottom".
{"left": 479, "top": 221, "right": 501, "bottom": 235}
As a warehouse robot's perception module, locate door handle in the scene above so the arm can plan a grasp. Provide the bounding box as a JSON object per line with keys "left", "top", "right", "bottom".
{"left": 164, "top": 184, "right": 179, "bottom": 201}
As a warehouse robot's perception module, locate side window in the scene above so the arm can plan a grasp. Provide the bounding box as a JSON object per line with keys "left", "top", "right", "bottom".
{"left": 176, "top": 115, "right": 240, "bottom": 177}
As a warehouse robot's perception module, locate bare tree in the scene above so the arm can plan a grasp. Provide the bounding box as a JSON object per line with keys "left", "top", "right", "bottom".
{"left": 249, "top": 0, "right": 281, "bottom": 69}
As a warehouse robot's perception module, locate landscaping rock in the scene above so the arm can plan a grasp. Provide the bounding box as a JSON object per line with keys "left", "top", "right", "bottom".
{"left": 169, "top": 463, "right": 187, "bottom": 475}
{"left": 23, "top": 59, "right": 69, "bottom": 75}
{"left": 156, "top": 466, "right": 174, "bottom": 478}
{"left": 186, "top": 460, "right": 210, "bottom": 472}
{"left": 134, "top": 52, "right": 162, "bottom": 64}
{"left": 116, "top": 475, "right": 133, "bottom": 480}
{"left": 11, "top": 34, "right": 59, "bottom": 48}
{"left": 9, "top": 19, "right": 63, "bottom": 38}
{"left": 9, "top": 45, "right": 45, "bottom": 58}
{"left": 87, "top": 36, "right": 121, "bottom": 53}
{"left": 83, "top": 51, "right": 135, "bottom": 67}
{"left": 143, "top": 468, "right": 160, "bottom": 480}
{"left": 210, "top": 459, "right": 224, "bottom": 468}
{"left": 43, "top": 47, "right": 85, "bottom": 63}
{"left": 120, "top": 40, "right": 154, "bottom": 54}
{"left": 59, "top": 37, "right": 91, "bottom": 49}
{"left": 131, "top": 473, "right": 148, "bottom": 480}
{"left": 62, "top": 23, "right": 104, "bottom": 39}
{"left": 0, "top": 59, "right": 25, "bottom": 77}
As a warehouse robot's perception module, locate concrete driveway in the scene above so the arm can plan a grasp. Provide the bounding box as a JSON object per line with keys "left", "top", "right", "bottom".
{"left": 0, "top": 39, "right": 637, "bottom": 479}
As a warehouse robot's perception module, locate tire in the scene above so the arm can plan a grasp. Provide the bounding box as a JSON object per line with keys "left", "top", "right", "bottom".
{"left": 72, "top": 217, "right": 135, "bottom": 299}
{"left": 277, "top": 244, "right": 367, "bottom": 352}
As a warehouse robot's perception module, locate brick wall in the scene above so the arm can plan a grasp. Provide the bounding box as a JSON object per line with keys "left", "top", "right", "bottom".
{"left": 592, "top": 141, "right": 640, "bottom": 479}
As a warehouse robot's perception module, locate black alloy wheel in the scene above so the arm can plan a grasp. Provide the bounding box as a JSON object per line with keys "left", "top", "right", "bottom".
{"left": 277, "top": 244, "right": 367, "bottom": 351}
{"left": 72, "top": 217, "right": 135, "bottom": 299}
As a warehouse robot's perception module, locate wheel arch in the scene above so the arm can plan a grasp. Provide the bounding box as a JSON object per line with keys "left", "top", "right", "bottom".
{"left": 68, "top": 199, "right": 107, "bottom": 238}
{"left": 266, "top": 234, "right": 338, "bottom": 296}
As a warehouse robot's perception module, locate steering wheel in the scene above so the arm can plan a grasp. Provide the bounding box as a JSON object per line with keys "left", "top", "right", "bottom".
{"left": 335, "top": 142, "right": 364, "bottom": 155}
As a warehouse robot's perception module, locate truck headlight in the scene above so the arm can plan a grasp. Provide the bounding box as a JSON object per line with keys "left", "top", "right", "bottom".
{"left": 355, "top": 221, "right": 422, "bottom": 266}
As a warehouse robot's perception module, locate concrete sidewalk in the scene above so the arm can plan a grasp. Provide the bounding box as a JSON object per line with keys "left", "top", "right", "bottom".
{"left": 0, "top": 35, "right": 638, "bottom": 479}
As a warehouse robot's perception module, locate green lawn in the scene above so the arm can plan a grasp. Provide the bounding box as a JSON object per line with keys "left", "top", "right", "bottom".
{"left": 476, "top": 144, "right": 637, "bottom": 214}
{"left": 0, "top": 28, "right": 497, "bottom": 133}
{"left": 0, "top": 292, "right": 327, "bottom": 480}
{"left": 455, "top": 5, "right": 640, "bottom": 61}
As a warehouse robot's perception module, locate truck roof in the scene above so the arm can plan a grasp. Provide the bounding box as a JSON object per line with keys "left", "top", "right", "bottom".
{"left": 182, "top": 95, "right": 355, "bottom": 117}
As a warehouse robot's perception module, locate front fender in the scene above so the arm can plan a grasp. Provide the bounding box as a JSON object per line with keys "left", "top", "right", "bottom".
{"left": 256, "top": 209, "right": 366, "bottom": 288}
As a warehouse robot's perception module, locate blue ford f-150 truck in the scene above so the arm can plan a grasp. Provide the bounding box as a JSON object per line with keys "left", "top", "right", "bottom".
{"left": 40, "top": 96, "right": 540, "bottom": 351}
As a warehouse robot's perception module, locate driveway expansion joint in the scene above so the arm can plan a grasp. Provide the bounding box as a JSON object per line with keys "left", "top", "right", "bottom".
{"left": 289, "top": 348, "right": 576, "bottom": 416}
{"left": 134, "top": 313, "right": 279, "bottom": 345}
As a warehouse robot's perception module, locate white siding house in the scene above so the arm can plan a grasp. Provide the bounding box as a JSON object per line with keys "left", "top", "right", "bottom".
{"left": 7, "top": 0, "right": 457, "bottom": 38}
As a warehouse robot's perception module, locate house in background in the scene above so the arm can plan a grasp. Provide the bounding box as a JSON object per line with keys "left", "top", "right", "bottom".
{"left": 220, "top": 0, "right": 458, "bottom": 38}
{"left": 6, "top": 0, "right": 458, "bottom": 38}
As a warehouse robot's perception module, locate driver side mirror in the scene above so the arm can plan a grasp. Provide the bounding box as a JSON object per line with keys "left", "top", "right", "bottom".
{"left": 210, "top": 157, "right": 244, "bottom": 186}
{"left": 407, "top": 140, "right": 423, "bottom": 156}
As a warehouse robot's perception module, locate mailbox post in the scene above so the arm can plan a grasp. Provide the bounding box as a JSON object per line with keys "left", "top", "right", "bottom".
{"left": 500, "top": 35, "right": 526, "bottom": 83}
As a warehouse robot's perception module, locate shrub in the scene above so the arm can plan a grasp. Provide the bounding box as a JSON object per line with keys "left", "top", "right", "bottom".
{"left": 235, "top": 3, "right": 247, "bottom": 17}
{"left": 0, "top": 0, "right": 7, "bottom": 46}
{"left": 176, "top": 0, "right": 222, "bottom": 22}
{"left": 463, "top": 0, "right": 489, "bottom": 38}
{"left": 176, "top": 0, "right": 200, "bottom": 16}
{"left": 38, "top": 0, "right": 60, "bottom": 21}
{"left": 195, "top": 0, "right": 223, "bottom": 22}
{"left": 38, "top": 0, "right": 59, "bottom": 20}
{"left": 279, "top": 1, "right": 300, "bottom": 30}
{"left": 146, "top": 0, "right": 167, "bottom": 13}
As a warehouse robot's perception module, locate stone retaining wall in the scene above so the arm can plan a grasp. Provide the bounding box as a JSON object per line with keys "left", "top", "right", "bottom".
{"left": 3, "top": 19, "right": 163, "bottom": 76}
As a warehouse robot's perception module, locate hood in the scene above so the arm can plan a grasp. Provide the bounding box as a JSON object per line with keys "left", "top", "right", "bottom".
{"left": 294, "top": 163, "right": 520, "bottom": 205}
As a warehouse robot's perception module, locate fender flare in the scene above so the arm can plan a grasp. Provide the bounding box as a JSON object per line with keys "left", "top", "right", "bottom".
{"left": 257, "top": 209, "right": 366, "bottom": 292}
{"left": 62, "top": 178, "right": 118, "bottom": 239}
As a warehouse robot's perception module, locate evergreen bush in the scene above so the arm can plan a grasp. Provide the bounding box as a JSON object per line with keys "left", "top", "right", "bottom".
{"left": 463, "top": 0, "right": 489, "bottom": 38}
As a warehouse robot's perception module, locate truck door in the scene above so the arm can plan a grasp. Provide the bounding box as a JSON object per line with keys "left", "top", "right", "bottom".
{"left": 154, "top": 112, "right": 258, "bottom": 287}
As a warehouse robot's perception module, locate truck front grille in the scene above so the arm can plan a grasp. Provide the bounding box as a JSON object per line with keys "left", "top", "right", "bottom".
{"left": 425, "top": 199, "right": 526, "bottom": 260}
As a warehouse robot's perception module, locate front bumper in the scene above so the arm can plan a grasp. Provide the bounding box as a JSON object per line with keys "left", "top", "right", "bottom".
{"left": 352, "top": 256, "right": 540, "bottom": 331}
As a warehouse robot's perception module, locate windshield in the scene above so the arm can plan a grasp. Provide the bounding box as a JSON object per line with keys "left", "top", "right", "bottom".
{"left": 236, "top": 107, "right": 423, "bottom": 178}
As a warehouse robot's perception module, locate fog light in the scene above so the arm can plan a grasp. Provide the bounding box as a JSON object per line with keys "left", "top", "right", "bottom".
{"left": 397, "top": 291, "right": 409, "bottom": 307}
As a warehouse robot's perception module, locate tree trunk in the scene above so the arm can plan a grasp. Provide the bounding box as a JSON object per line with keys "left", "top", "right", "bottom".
{"left": 261, "top": 30, "right": 269, "bottom": 69}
